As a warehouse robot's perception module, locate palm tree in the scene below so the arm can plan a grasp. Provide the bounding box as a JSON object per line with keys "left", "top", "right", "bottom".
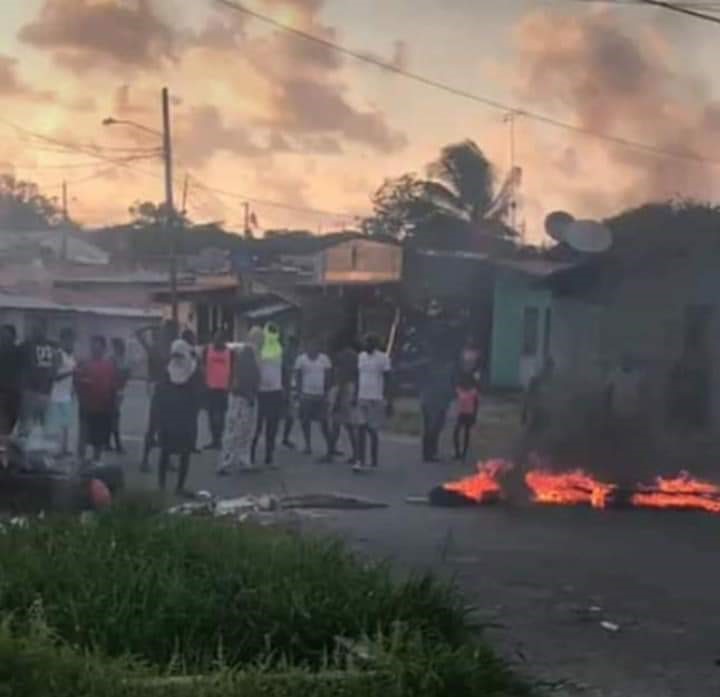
{"left": 368, "top": 140, "right": 518, "bottom": 250}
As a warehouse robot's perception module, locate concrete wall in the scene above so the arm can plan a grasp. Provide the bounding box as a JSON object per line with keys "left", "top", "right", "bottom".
{"left": 490, "top": 271, "right": 552, "bottom": 389}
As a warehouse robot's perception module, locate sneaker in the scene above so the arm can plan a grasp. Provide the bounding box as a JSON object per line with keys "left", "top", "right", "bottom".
{"left": 216, "top": 468, "right": 231, "bottom": 477}
{"left": 352, "top": 463, "right": 371, "bottom": 473}
{"left": 282, "top": 440, "right": 296, "bottom": 450}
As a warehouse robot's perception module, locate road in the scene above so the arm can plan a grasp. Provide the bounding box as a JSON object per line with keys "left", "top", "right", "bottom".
{"left": 108, "top": 382, "right": 720, "bottom": 697}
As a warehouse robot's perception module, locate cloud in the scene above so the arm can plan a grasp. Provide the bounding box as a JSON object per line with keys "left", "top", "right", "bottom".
{"left": 511, "top": 8, "right": 720, "bottom": 208}
{"left": 19, "top": 0, "right": 176, "bottom": 72}
{"left": 176, "top": 105, "right": 265, "bottom": 167}
{"left": 0, "top": 54, "right": 54, "bottom": 101}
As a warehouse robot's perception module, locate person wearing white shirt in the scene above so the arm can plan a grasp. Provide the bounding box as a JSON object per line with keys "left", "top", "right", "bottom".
{"left": 354, "top": 333, "right": 392, "bottom": 471}
{"left": 294, "top": 342, "right": 332, "bottom": 455}
{"left": 47, "top": 328, "right": 76, "bottom": 457}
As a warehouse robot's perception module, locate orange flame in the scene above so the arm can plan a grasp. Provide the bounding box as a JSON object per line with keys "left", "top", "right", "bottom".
{"left": 443, "top": 459, "right": 512, "bottom": 503}
{"left": 525, "top": 469, "right": 616, "bottom": 509}
{"left": 631, "top": 471, "right": 720, "bottom": 513}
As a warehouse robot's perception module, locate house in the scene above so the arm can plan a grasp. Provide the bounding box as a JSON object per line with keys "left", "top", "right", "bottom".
{"left": 488, "top": 258, "right": 575, "bottom": 389}
{"left": 498, "top": 205, "right": 720, "bottom": 471}
{"left": 0, "top": 230, "right": 110, "bottom": 266}
{"left": 235, "top": 232, "right": 403, "bottom": 346}
{"left": 0, "top": 290, "right": 162, "bottom": 374}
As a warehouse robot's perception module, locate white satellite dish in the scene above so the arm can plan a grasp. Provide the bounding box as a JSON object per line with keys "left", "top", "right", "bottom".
{"left": 564, "top": 219, "right": 612, "bottom": 253}
{"left": 544, "top": 211, "right": 575, "bottom": 242}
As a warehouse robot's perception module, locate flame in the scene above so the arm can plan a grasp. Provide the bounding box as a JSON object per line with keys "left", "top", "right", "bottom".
{"left": 525, "top": 469, "right": 616, "bottom": 509}
{"left": 631, "top": 471, "right": 720, "bottom": 513}
{"left": 443, "top": 459, "right": 512, "bottom": 503}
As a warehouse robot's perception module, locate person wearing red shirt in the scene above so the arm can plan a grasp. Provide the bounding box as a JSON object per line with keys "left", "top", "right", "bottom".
{"left": 75, "top": 336, "right": 119, "bottom": 466}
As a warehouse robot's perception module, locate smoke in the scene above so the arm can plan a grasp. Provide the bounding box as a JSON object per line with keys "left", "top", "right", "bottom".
{"left": 512, "top": 8, "right": 720, "bottom": 210}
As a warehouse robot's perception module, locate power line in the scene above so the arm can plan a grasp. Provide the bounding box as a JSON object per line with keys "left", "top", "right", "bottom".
{"left": 639, "top": 0, "right": 720, "bottom": 22}
{"left": 215, "top": 0, "right": 720, "bottom": 168}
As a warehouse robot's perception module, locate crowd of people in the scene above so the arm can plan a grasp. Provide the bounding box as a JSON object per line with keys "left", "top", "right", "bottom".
{"left": 0, "top": 320, "right": 130, "bottom": 462}
{"left": 0, "top": 315, "right": 487, "bottom": 497}
{"left": 138, "top": 321, "right": 395, "bottom": 496}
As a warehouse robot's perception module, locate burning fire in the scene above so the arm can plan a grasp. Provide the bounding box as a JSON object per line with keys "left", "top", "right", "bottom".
{"left": 443, "top": 459, "right": 512, "bottom": 503}
{"left": 631, "top": 471, "right": 720, "bottom": 513}
{"left": 524, "top": 470, "right": 616, "bottom": 509}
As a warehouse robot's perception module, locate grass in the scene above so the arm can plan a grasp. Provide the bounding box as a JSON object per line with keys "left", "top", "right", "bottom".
{"left": 0, "top": 509, "right": 532, "bottom": 696}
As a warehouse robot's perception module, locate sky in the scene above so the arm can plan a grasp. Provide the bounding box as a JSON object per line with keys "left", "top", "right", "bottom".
{"left": 1, "top": 0, "right": 720, "bottom": 240}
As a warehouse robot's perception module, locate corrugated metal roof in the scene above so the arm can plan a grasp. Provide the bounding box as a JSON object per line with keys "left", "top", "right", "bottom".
{"left": 0, "top": 292, "right": 162, "bottom": 318}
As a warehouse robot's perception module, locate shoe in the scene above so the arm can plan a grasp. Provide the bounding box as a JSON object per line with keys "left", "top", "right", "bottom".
{"left": 175, "top": 489, "right": 195, "bottom": 499}
{"left": 317, "top": 455, "right": 333, "bottom": 464}
{"left": 302, "top": 447, "right": 312, "bottom": 456}
{"left": 345, "top": 455, "right": 358, "bottom": 465}
{"left": 203, "top": 443, "right": 220, "bottom": 451}
{"left": 331, "top": 449, "right": 344, "bottom": 457}
{"left": 352, "top": 463, "right": 371, "bottom": 473}
{"left": 282, "top": 440, "right": 296, "bottom": 450}
{"left": 216, "top": 468, "right": 231, "bottom": 477}
{"left": 425, "top": 457, "right": 441, "bottom": 464}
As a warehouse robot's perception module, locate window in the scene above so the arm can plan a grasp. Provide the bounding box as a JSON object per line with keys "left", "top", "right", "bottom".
{"left": 522, "top": 306, "right": 540, "bottom": 357}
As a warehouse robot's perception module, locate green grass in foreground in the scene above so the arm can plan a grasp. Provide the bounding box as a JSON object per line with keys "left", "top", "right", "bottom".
{"left": 0, "top": 509, "right": 532, "bottom": 696}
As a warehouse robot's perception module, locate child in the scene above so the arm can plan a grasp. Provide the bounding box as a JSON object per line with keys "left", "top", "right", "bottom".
{"left": 453, "top": 373, "right": 480, "bottom": 461}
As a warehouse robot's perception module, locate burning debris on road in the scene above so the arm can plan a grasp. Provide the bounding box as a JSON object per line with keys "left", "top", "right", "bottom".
{"left": 427, "top": 457, "right": 720, "bottom": 515}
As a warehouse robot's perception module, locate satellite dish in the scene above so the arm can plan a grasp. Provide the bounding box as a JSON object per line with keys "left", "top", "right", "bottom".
{"left": 545, "top": 211, "right": 575, "bottom": 242}
{"left": 564, "top": 219, "right": 612, "bottom": 253}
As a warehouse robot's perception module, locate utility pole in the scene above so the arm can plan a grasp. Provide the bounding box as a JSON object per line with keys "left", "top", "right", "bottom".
{"left": 161, "top": 87, "right": 178, "bottom": 323}
{"left": 503, "top": 112, "right": 518, "bottom": 233}
{"left": 181, "top": 174, "right": 189, "bottom": 217}
{"left": 61, "top": 180, "right": 69, "bottom": 262}
{"left": 243, "top": 202, "right": 253, "bottom": 239}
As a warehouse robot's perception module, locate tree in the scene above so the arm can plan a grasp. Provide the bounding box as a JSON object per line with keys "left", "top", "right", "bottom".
{"left": 365, "top": 140, "right": 518, "bottom": 251}
{"left": 0, "top": 174, "right": 64, "bottom": 230}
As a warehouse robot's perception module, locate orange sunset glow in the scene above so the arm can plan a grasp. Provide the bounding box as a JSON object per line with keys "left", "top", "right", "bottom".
{"left": 1, "top": 0, "right": 719, "bottom": 236}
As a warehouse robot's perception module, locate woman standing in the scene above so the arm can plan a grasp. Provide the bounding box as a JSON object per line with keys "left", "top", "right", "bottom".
{"left": 217, "top": 343, "right": 260, "bottom": 475}
{"left": 154, "top": 340, "right": 201, "bottom": 496}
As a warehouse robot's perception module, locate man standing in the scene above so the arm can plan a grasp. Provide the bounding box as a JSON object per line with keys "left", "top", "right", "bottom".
{"left": 18, "top": 319, "right": 58, "bottom": 438}
{"left": 202, "top": 330, "right": 231, "bottom": 451}
{"left": 110, "top": 338, "right": 130, "bottom": 454}
{"left": 323, "top": 341, "right": 358, "bottom": 464}
{"left": 0, "top": 325, "right": 20, "bottom": 438}
{"left": 354, "top": 334, "right": 392, "bottom": 472}
{"left": 75, "top": 336, "right": 119, "bottom": 466}
{"left": 281, "top": 334, "right": 299, "bottom": 449}
{"left": 47, "top": 328, "right": 76, "bottom": 457}
{"left": 294, "top": 340, "right": 332, "bottom": 456}
{"left": 252, "top": 324, "right": 285, "bottom": 467}
{"left": 138, "top": 319, "right": 177, "bottom": 471}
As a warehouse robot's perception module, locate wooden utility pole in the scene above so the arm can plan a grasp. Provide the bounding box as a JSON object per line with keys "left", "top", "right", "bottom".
{"left": 161, "top": 87, "right": 178, "bottom": 323}
{"left": 243, "top": 202, "right": 251, "bottom": 239}
{"left": 61, "top": 180, "right": 69, "bottom": 262}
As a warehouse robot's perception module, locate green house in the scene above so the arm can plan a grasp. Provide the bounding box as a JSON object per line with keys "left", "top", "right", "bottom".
{"left": 489, "top": 259, "right": 572, "bottom": 390}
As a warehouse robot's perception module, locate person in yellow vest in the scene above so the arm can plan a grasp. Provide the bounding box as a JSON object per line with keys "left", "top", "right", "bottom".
{"left": 202, "top": 330, "right": 232, "bottom": 450}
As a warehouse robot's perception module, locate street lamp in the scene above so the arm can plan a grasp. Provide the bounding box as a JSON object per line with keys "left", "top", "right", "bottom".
{"left": 102, "top": 88, "right": 178, "bottom": 323}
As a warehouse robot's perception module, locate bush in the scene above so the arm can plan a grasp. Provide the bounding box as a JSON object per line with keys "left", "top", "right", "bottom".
{"left": 0, "top": 511, "right": 467, "bottom": 671}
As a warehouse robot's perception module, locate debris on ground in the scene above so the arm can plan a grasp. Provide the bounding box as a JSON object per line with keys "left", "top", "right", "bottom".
{"left": 600, "top": 621, "right": 620, "bottom": 633}
{"left": 167, "top": 492, "right": 388, "bottom": 521}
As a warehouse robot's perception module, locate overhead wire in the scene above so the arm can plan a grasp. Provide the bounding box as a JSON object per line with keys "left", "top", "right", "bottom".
{"left": 215, "top": 0, "right": 720, "bottom": 168}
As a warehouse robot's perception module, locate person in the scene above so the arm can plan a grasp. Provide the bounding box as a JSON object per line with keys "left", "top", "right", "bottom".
{"left": 154, "top": 339, "right": 201, "bottom": 495}
{"left": 109, "top": 337, "right": 130, "bottom": 453}
{"left": 202, "top": 330, "right": 232, "bottom": 451}
{"left": 46, "top": 328, "right": 76, "bottom": 457}
{"left": 324, "top": 341, "right": 358, "bottom": 464}
{"left": 218, "top": 343, "right": 260, "bottom": 475}
{"left": 18, "top": 319, "right": 59, "bottom": 437}
{"left": 252, "top": 323, "right": 284, "bottom": 467}
{"left": 0, "top": 325, "right": 20, "bottom": 438}
{"left": 453, "top": 371, "right": 480, "bottom": 461}
{"left": 294, "top": 340, "right": 332, "bottom": 456}
{"left": 354, "top": 334, "right": 392, "bottom": 472}
{"left": 522, "top": 356, "right": 555, "bottom": 434}
{"left": 281, "top": 334, "right": 299, "bottom": 449}
{"left": 138, "top": 319, "right": 177, "bottom": 471}
{"left": 75, "top": 336, "right": 119, "bottom": 466}
{"left": 419, "top": 354, "right": 455, "bottom": 463}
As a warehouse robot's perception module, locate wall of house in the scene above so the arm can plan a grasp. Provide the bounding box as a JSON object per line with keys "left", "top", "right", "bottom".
{"left": 551, "top": 250, "right": 720, "bottom": 437}
{"left": 323, "top": 239, "right": 402, "bottom": 284}
{"left": 490, "top": 271, "right": 552, "bottom": 389}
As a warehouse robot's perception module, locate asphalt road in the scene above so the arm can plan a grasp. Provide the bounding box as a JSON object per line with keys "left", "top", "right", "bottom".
{"left": 109, "top": 382, "right": 720, "bottom": 697}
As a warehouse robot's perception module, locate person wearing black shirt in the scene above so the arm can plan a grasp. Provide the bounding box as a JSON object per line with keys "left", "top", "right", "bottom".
{"left": 18, "top": 320, "right": 59, "bottom": 436}
{"left": 0, "top": 325, "right": 21, "bottom": 436}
